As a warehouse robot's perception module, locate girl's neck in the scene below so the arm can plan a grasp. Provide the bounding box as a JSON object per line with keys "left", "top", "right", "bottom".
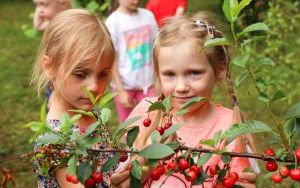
{"left": 47, "top": 93, "right": 95, "bottom": 129}
{"left": 116, "top": 7, "right": 138, "bottom": 15}
{"left": 176, "top": 102, "right": 216, "bottom": 126}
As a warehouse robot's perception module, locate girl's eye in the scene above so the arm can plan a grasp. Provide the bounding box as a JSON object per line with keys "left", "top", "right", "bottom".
{"left": 189, "top": 70, "right": 202, "bottom": 77}
{"left": 99, "top": 71, "right": 110, "bottom": 78}
{"left": 162, "top": 71, "right": 175, "bottom": 78}
{"left": 73, "top": 71, "right": 88, "bottom": 79}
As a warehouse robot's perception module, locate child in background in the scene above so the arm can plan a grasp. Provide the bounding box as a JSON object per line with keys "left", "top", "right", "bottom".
{"left": 32, "top": 9, "right": 116, "bottom": 188}
{"left": 33, "top": 0, "right": 71, "bottom": 31}
{"left": 105, "top": 0, "right": 158, "bottom": 122}
{"left": 146, "top": 0, "right": 187, "bottom": 27}
{"left": 111, "top": 12, "right": 257, "bottom": 188}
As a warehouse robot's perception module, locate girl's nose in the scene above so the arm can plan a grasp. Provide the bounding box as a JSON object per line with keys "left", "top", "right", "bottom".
{"left": 87, "top": 78, "right": 101, "bottom": 95}
{"left": 175, "top": 78, "right": 189, "bottom": 93}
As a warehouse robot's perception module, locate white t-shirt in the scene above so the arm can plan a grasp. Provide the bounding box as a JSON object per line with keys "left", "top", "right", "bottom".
{"left": 106, "top": 8, "right": 158, "bottom": 92}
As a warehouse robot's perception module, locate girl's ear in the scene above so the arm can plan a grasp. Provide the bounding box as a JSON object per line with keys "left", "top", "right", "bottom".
{"left": 216, "top": 63, "right": 227, "bottom": 80}
{"left": 42, "top": 55, "right": 53, "bottom": 80}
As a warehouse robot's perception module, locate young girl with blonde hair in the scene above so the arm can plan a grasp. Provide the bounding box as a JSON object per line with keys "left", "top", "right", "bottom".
{"left": 111, "top": 12, "right": 257, "bottom": 188}
{"left": 32, "top": 9, "right": 116, "bottom": 188}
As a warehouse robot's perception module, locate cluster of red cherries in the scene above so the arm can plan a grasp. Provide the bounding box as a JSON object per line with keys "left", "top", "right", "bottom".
{"left": 66, "top": 171, "right": 103, "bottom": 187}
{"left": 264, "top": 148, "right": 300, "bottom": 183}
{"left": 148, "top": 158, "right": 240, "bottom": 188}
{"left": 143, "top": 117, "right": 173, "bottom": 135}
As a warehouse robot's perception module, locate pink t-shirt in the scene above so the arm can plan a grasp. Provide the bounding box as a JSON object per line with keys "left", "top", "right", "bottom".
{"left": 128, "top": 97, "right": 250, "bottom": 187}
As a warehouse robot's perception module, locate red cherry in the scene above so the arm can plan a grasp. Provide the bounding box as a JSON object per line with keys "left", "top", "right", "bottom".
{"left": 213, "top": 183, "right": 223, "bottom": 188}
{"left": 91, "top": 171, "right": 103, "bottom": 183}
{"left": 156, "top": 127, "right": 165, "bottom": 135}
{"left": 85, "top": 177, "right": 95, "bottom": 187}
{"left": 119, "top": 153, "right": 128, "bottom": 162}
{"left": 289, "top": 168, "right": 300, "bottom": 181}
{"left": 272, "top": 173, "right": 282, "bottom": 183}
{"left": 164, "top": 122, "right": 172, "bottom": 129}
{"left": 185, "top": 170, "right": 198, "bottom": 182}
{"left": 167, "top": 161, "right": 177, "bottom": 170}
{"left": 190, "top": 165, "right": 201, "bottom": 175}
{"left": 66, "top": 174, "right": 73, "bottom": 182}
{"left": 66, "top": 174, "right": 78, "bottom": 184}
{"left": 264, "top": 148, "right": 276, "bottom": 156}
{"left": 228, "top": 172, "right": 239, "bottom": 181}
{"left": 222, "top": 177, "right": 236, "bottom": 188}
{"left": 178, "top": 158, "right": 189, "bottom": 170}
{"left": 279, "top": 166, "right": 290, "bottom": 177}
{"left": 156, "top": 165, "right": 166, "bottom": 175}
{"left": 143, "top": 118, "right": 151, "bottom": 127}
{"left": 209, "top": 165, "right": 218, "bottom": 176}
{"left": 150, "top": 169, "right": 161, "bottom": 180}
{"left": 266, "top": 160, "right": 278, "bottom": 172}
{"left": 295, "top": 148, "right": 300, "bottom": 161}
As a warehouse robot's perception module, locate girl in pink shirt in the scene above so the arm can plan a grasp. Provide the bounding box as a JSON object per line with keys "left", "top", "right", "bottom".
{"left": 111, "top": 12, "right": 257, "bottom": 188}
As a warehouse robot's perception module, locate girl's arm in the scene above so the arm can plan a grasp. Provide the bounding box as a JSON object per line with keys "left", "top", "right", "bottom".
{"left": 236, "top": 172, "right": 257, "bottom": 188}
{"left": 112, "top": 57, "right": 133, "bottom": 108}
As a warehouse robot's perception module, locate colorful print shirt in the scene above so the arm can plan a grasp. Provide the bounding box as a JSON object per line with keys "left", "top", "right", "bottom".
{"left": 34, "top": 119, "right": 117, "bottom": 188}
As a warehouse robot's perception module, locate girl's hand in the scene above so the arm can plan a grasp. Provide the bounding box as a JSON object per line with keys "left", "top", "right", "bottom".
{"left": 119, "top": 91, "right": 133, "bottom": 108}
{"left": 110, "top": 170, "right": 130, "bottom": 188}
{"left": 236, "top": 172, "right": 257, "bottom": 188}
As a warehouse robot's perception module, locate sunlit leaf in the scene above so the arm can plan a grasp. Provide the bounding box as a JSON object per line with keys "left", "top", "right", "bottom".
{"left": 67, "top": 155, "right": 77, "bottom": 176}
{"left": 37, "top": 132, "right": 64, "bottom": 144}
{"left": 101, "top": 108, "right": 111, "bottom": 124}
{"left": 197, "top": 153, "right": 212, "bottom": 167}
{"left": 161, "top": 122, "right": 184, "bottom": 140}
{"left": 131, "top": 160, "right": 142, "bottom": 180}
{"left": 285, "top": 101, "right": 300, "bottom": 119}
{"left": 222, "top": 0, "right": 239, "bottom": 22}
{"left": 147, "top": 102, "right": 166, "bottom": 112}
{"left": 99, "top": 92, "right": 117, "bottom": 107}
{"left": 176, "top": 97, "right": 206, "bottom": 116}
{"left": 237, "top": 22, "right": 268, "bottom": 38}
{"left": 204, "top": 38, "right": 232, "bottom": 48}
{"left": 139, "top": 144, "right": 174, "bottom": 159}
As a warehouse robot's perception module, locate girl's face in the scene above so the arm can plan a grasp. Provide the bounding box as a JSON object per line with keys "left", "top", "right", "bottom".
{"left": 118, "top": 0, "right": 139, "bottom": 13}
{"left": 34, "top": 0, "right": 65, "bottom": 21}
{"left": 157, "top": 41, "right": 219, "bottom": 111}
{"left": 53, "top": 58, "right": 112, "bottom": 112}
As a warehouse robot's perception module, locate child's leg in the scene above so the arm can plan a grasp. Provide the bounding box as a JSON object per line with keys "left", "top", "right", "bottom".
{"left": 136, "top": 87, "right": 155, "bottom": 103}
{"left": 113, "top": 90, "right": 135, "bottom": 122}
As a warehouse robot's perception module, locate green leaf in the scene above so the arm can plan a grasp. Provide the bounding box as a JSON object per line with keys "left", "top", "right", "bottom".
{"left": 67, "top": 155, "right": 77, "bottom": 176}
{"left": 139, "top": 144, "right": 174, "bottom": 159}
{"left": 60, "top": 113, "right": 75, "bottom": 135}
{"left": 23, "top": 121, "right": 43, "bottom": 132}
{"left": 232, "top": 54, "right": 249, "bottom": 68}
{"left": 284, "top": 118, "right": 300, "bottom": 139}
{"left": 213, "top": 130, "right": 222, "bottom": 145}
{"left": 99, "top": 92, "right": 117, "bottom": 107}
{"left": 222, "top": 0, "right": 239, "bottom": 22}
{"left": 237, "top": 22, "right": 268, "bottom": 38}
{"left": 235, "top": 71, "right": 249, "bottom": 87}
{"left": 127, "top": 126, "right": 139, "bottom": 147}
{"left": 77, "top": 161, "right": 92, "bottom": 183}
{"left": 204, "top": 38, "right": 232, "bottom": 48}
{"left": 113, "top": 116, "right": 141, "bottom": 138}
{"left": 161, "top": 122, "right": 184, "bottom": 140}
{"left": 237, "top": 0, "right": 252, "bottom": 15}
{"left": 166, "top": 142, "right": 180, "bottom": 150}
{"left": 221, "top": 154, "right": 231, "bottom": 164}
{"left": 147, "top": 102, "right": 166, "bottom": 112}
{"left": 176, "top": 97, "right": 206, "bottom": 116}
{"left": 285, "top": 101, "right": 300, "bottom": 119}
{"left": 101, "top": 108, "right": 111, "bottom": 124}
{"left": 150, "top": 131, "right": 161, "bottom": 144}
{"left": 217, "top": 169, "right": 227, "bottom": 182}
{"left": 191, "top": 172, "right": 208, "bottom": 185}
{"left": 197, "top": 153, "right": 212, "bottom": 167}
{"left": 69, "top": 109, "right": 94, "bottom": 117}
{"left": 86, "top": 1, "right": 99, "bottom": 12}
{"left": 258, "top": 92, "right": 270, "bottom": 103}
{"left": 130, "top": 173, "right": 142, "bottom": 188}
{"left": 24, "top": 27, "right": 38, "bottom": 38}
{"left": 37, "top": 132, "right": 64, "bottom": 144}
{"left": 162, "top": 96, "right": 172, "bottom": 110}
{"left": 131, "top": 160, "right": 142, "bottom": 180}
{"left": 221, "top": 121, "right": 272, "bottom": 144}
{"left": 101, "top": 154, "right": 120, "bottom": 172}
{"left": 255, "top": 57, "right": 275, "bottom": 66}
{"left": 81, "top": 121, "right": 100, "bottom": 138}
{"left": 271, "top": 91, "right": 285, "bottom": 102}
{"left": 241, "top": 36, "right": 265, "bottom": 47}
{"left": 82, "top": 137, "right": 102, "bottom": 147}
{"left": 83, "top": 87, "right": 95, "bottom": 104}
{"left": 200, "top": 139, "right": 215, "bottom": 147}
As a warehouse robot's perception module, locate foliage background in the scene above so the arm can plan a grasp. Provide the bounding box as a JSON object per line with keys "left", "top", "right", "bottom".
{"left": 0, "top": 0, "right": 299, "bottom": 187}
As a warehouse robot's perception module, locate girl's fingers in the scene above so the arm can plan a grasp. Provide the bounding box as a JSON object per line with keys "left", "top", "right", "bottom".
{"left": 235, "top": 181, "right": 256, "bottom": 188}
{"left": 238, "top": 172, "right": 257, "bottom": 183}
{"left": 110, "top": 170, "right": 130, "bottom": 186}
